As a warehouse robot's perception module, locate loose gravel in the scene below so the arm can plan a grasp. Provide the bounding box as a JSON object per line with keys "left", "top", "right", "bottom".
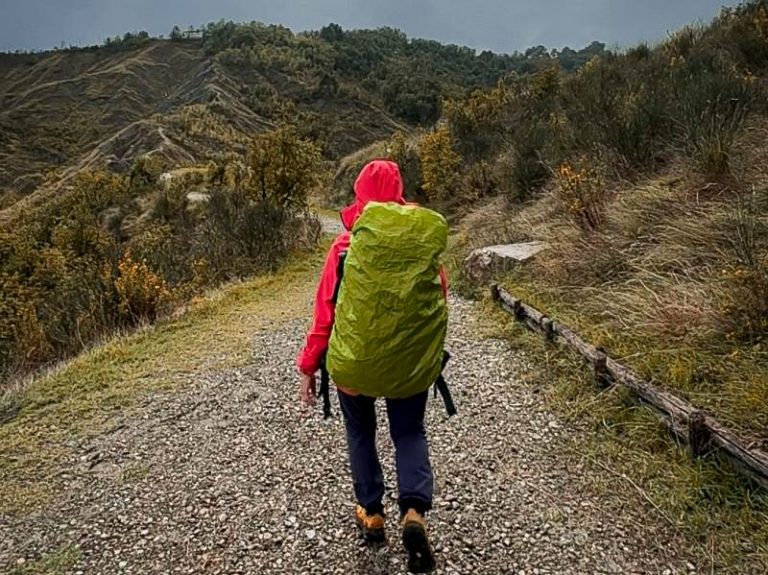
{"left": 0, "top": 296, "right": 695, "bottom": 574}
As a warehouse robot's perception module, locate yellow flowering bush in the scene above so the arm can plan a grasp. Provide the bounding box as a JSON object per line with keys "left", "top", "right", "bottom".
{"left": 418, "top": 128, "right": 462, "bottom": 201}
{"left": 751, "top": 3, "right": 768, "bottom": 39}
{"left": 555, "top": 158, "right": 607, "bottom": 232}
{"left": 114, "top": 250, "right": 172, "bottom": 324}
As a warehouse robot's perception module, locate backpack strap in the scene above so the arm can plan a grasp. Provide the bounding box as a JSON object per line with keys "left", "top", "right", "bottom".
{"left": 331, "top": 251, "right": 347, "bottom": 305}
{"left": 433, "top": 351, "right": 457, "bottom": 417}
{"left": 319, "top": 356, "right": 332, "bottom": 419}
{"left": 318, "top": 250, "right": 348, "bottom": 419}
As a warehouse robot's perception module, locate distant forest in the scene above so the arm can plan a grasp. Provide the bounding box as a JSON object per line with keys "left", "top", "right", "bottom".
{"left": 6, "top": 22, "right": 608, "bottom": 126}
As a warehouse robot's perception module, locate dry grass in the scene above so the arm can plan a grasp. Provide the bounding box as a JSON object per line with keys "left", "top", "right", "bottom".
{"left": 461, "top": 162, "right": 768, "bottom": 441}
{"left": 458, "top": 148, "right": 768, "bottom": 571}
{"left": 478, "top": 300, "right": 768, "bottom": 574}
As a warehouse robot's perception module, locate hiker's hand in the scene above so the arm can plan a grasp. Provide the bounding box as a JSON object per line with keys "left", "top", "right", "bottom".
{"left": 299, "top": 372, "right": 317, "bottom": 408}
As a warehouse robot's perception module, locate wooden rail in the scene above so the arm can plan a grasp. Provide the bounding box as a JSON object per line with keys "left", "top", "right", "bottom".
{"left": 491, "top": 284, "right": 768, "bottom": 491}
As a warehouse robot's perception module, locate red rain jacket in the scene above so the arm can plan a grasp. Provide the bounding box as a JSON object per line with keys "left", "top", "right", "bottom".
{"left": 297, "top": 160, "right": 447, "bottom": 375}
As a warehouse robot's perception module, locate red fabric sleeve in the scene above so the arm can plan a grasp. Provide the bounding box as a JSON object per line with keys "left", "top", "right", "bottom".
{"left": 439, "top": 265, "right": 449, "bottom": 299}
{"left": 297, "top": 233, "right": 350, "bottom": 375}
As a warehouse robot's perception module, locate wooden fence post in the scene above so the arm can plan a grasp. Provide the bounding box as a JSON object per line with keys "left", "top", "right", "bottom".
{"left": 541, "top": 317, "right": 555, "bottom": 341}
{"left": 593, "top": 349, "right": 610, "bottom": 388}
{"left": 490, "top": 283, "right": 500, "bottom": 302}
{"left": 689, "top": 410, "right": 713, "bottom": 459}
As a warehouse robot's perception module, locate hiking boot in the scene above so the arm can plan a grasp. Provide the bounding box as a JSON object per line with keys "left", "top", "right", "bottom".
{"left": 401, "top": 508, "right": 436, "bottom": 573}
{"left": 355, "top": 505, "right": 386, "bottom": 544}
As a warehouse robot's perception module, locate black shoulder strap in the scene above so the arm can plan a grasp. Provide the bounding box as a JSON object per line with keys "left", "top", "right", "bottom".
{"left": 331, "top": 251, "right": 347, "bottom": 305}
{"left": 318, "top": 250, "right": 347, "bottom": 419}
{"left": 319, "top": 356, "right": 332, "bottom": 419}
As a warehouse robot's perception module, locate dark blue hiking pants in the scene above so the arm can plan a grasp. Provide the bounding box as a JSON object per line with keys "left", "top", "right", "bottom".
{"left": 337, "top": 389, "right": 433, "bottom": 516}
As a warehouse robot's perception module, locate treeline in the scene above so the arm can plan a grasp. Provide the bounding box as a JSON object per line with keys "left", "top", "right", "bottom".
{"left": 5, "top": 20, "right": 607, "bottom": 135}
{"left": 200, "top": 20, "right": 607, "bottom": 126}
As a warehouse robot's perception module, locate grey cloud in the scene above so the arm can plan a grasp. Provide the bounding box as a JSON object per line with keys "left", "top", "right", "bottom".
{"left": 0, "top": 0, "right": 743, "bottom": 53}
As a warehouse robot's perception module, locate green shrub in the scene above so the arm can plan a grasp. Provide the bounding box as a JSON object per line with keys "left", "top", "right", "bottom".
{"left": 386, "top": 132, "right": 423, "bottom": 197}
{"left": 441, "top": 2, "right": 768, "bottom": 194}
{"left": 670, "top": 69, "right": 757, "bottom": 177}
{"left": 0, "top": 127, "right": 322, "bottom": 385}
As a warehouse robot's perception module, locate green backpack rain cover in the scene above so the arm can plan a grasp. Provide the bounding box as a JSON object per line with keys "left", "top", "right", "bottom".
{"left": 327, "top": 202, "right": 449, "bottom": 399}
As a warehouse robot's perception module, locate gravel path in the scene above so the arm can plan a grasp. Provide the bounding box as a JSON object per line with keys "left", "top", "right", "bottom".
{"left": 317, "top": 213, "right": 345, "bottom": 235}
{"left": 0, "top": 296, "right": 694, "bottom": 574}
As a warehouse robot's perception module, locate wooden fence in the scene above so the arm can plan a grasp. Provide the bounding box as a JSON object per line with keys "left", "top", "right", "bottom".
{"left": 491, "top": 284, "right": 768, "bottom": 491}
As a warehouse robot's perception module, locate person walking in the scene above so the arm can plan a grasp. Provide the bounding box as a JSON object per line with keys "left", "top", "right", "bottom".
{"left": 297, "top": 160, "right": 449, "bottom": 573}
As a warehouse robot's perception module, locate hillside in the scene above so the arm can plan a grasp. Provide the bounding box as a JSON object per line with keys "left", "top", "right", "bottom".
{"left": 1, "top": 42, "right": 206, "bottom": 199}
{"left": 0, "top": 23, "right": 606, "bottom": 383}
{"left": 0, "top": 38, "right": 399, "bottom": 216}
{"left": 435, "top": 1, "right": 768, "bottom": 445}
{"left": 2, "top": 6, "right": 768, "bottom": 574}
{"left": 312, "top": 2, "right": 768, "bottom": 448}
{"left": 0, "top": 26, "right": 606, "bottom": 215}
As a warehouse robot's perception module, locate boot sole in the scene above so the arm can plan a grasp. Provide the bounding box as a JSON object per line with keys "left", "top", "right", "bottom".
{"left": 356, "top": 521, "right": 386, "bottom": 545}
{"left": 402, "top": 522, "right": 436, "bottom": 573}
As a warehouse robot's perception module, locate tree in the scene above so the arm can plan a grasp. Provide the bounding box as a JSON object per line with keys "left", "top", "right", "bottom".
{"left": 320, "top": 23, "right": 344, "bottom": 43}
{"left": 170, "top": 26, "right": 183, "bottom": 40}
{"left": 246, "top": 125, "right": 323, "bottom": 210}
{"left": 418, "top": 127, "right": 461, "bottom": 201}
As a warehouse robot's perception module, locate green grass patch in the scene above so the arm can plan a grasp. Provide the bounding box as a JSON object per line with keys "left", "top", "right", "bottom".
{"left": 8, "top": 545, "right": 81, "bottom": 575}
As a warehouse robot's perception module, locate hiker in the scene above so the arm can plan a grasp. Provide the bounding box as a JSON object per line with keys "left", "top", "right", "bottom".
{"left": 297, "top": 159, "right": 449, "bottom": 573}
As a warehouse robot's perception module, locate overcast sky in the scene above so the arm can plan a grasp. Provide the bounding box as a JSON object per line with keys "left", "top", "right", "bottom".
{"left": 0, "top": 0, "right": 742, "bottom": 54}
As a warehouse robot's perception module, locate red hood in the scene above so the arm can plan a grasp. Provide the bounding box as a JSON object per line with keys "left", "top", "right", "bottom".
{"left": 340, "top": 160, "right": 405, "bottom": 230}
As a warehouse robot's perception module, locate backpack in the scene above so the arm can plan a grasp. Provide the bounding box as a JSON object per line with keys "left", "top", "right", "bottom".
{"left": 326, "top": 202, "right": 449, "bottom": 400}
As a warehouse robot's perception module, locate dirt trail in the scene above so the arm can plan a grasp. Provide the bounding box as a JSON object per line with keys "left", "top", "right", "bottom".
{"left": 0, "top": 230, "right": 697, "bottom": 574}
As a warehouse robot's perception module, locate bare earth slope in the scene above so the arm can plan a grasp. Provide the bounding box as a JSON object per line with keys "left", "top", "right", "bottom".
{"left": 0, "top": 43, "right": 207, "bottom": 195}
{"left": 0, "top": 40, "right": 406, "bottom": 220}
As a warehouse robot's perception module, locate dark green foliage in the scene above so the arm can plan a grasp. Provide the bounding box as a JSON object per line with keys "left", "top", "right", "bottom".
{"left": 102, "top": 31, "right": 152, "bottom": 52}
{"left": 445, "top": 2, "right": 768, "bottom": 203}
{"left": 319, "top": 23, "right": 344, "bottom": 43}
{"left": 198, "top": 20, "right": 608, "bottom": 127}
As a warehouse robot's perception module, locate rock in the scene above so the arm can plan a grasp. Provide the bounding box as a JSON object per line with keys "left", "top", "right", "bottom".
{"left": 464, "top": 242, "right": 548, "bottom": 286}
{"left": 187, "top": 191, "right": 210, "bottom": 203}
{"left": 106, "top": 156, "right": 130, "bottom": 174}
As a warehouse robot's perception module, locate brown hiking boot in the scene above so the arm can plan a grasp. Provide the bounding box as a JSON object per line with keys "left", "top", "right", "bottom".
{"left": 401, "top": 509, "right": 436, "bottom": 573}
{"left": 355, "top": 505, "right": 386, "bottom": 544}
